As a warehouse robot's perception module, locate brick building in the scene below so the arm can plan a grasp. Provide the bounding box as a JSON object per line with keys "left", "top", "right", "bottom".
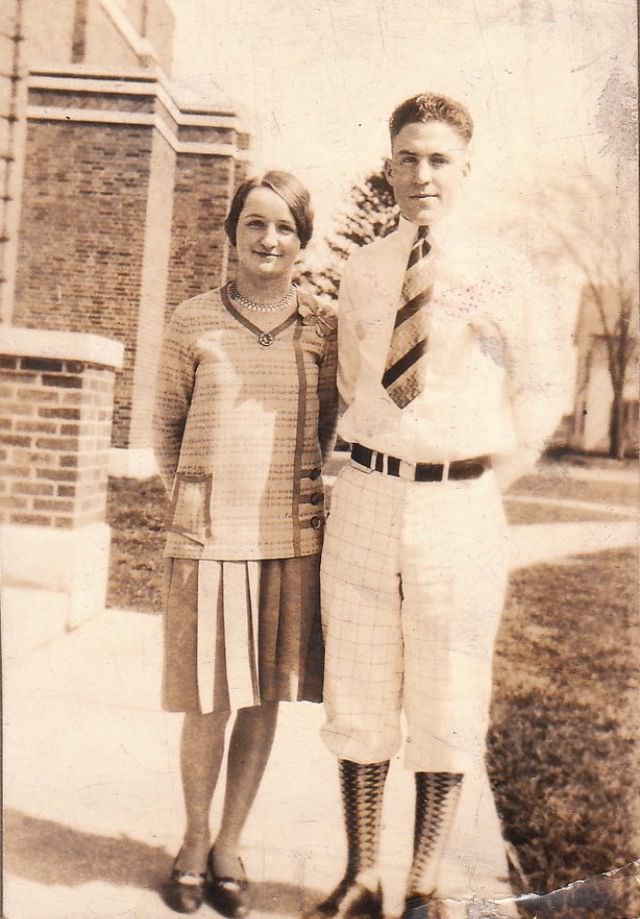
{"left": 1, "top": 0, "right": 250, "bottom": 472}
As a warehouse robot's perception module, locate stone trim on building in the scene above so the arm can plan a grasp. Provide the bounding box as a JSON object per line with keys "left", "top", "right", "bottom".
{"left": 25, "top": 68, "right": 250, "bottom": 156}
{"left": 1, "top": 325, "right": 124, "bottom": 366}
{"left": 27, "top": 67, "right": 245, "bottom": 132}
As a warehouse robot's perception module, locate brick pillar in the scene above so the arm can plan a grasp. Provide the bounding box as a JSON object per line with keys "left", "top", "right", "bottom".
{"left": 11, "top": 69, "right": 250, "bottom": 472}
{"left": 0, "top": 327, "right": 123, "bottom": 655}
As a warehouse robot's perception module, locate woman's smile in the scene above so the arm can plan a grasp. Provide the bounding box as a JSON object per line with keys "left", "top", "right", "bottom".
{"left": 235, "top": 186, "right": 302, "bottom": 287}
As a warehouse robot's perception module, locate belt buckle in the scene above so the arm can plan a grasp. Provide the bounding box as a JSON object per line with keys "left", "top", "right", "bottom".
{"left": 353, "top": 458, "right": 375, "bottom": 474}
{"left": 350, "top": 446, "right": 375, "bottom": 474}
{"left": 441, "top": 461, "right": 450, "bottom": 482}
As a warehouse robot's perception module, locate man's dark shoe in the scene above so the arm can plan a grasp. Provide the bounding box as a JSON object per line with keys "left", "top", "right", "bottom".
{"left": 303, "top": 875, "right": 383, "bottom": 919}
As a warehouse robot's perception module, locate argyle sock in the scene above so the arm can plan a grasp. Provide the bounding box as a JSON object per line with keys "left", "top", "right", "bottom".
{"left": 339, "top": 758, "right": 390, "bottom": 882}
{"left": 406, "top": 772, "right": 464, "bottom": 897}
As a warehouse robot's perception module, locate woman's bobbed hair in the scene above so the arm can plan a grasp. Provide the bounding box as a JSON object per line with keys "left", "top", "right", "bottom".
{"left": 224, "top": 171, "right": 314, "bottom": 249}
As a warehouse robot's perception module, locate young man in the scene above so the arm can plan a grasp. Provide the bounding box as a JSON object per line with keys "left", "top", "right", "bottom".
{"left": 310, "top": 93, "right": 566, "bottom": 918}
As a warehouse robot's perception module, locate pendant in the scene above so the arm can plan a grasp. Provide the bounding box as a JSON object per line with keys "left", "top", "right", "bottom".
{"left": 258, "top": 331, "right": 274, "bottom": 347}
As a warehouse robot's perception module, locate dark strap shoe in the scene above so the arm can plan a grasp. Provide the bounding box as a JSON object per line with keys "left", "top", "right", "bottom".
{"left": 164, "top": 861, "right": 207, "bottom": 914}
{"left": 303, "top": 875, "right": 383, "bottom": 919}
{"left": 206, "top": 847, "right": 250, "bottom": 918}
{"left": 401, "top": 894, "right": 441, "bottom": 919}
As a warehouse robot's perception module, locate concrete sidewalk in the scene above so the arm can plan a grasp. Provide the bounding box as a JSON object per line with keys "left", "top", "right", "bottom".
{"left": 3, "top": 604, "right": 519, "bottom": 919}
{"left": 508, "top": 519, "right": 636, "bottom": 569}
{"left": 3, "top": 517, "right": 636, "bottom": 919}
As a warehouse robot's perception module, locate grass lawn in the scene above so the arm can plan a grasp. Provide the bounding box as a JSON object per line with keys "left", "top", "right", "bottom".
{"left": 106, "top": 471, "right": 638, "bottom": 915}
{"left": 106, "top": 477, "right": 167, "bottom": 612}
{"left": 512, "top": 473, "right": 638, "bottom": 509}
{"left": 489, "top": 547, "right": 639, "bottom": 917}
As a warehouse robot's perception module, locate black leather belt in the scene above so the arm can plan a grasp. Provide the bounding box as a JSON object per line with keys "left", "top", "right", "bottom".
{"left": 351, "top": 443, "right": 490, "bottom": 482}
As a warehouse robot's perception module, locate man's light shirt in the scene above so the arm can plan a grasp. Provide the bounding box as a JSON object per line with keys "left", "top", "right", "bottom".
{"left": 337, "top": 215, "right": 568, "bottom": 467}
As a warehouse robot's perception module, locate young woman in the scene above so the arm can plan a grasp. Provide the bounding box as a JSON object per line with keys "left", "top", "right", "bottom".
{"left": 153, "top": 171, "right": 338, "bottom": 915}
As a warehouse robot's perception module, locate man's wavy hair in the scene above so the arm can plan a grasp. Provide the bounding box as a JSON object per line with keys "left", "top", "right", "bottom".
{"left": 389, "top": 93, "right": 474, "bottom": 143}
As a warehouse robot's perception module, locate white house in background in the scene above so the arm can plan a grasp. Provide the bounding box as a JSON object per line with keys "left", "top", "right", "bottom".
{"left": 569, "top": 285, "right": 639, "bottom": 454}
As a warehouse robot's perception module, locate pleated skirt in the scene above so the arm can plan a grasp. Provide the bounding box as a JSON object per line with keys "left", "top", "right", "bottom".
{"left": 162, "top": 554, "right": 324, "bottom": 713}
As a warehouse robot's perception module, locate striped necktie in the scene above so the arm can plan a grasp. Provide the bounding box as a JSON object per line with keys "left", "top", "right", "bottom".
{"left": 381, "top": 225, "right": 433, "bottom": 408}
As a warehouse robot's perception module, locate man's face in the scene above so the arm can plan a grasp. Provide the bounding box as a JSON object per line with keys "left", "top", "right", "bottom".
{"left": 385, "top": 120, "right": 470, "bottom": 225}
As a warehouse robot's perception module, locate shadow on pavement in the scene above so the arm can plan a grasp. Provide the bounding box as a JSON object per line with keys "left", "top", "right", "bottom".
{"left": 4, "top": 809, "right": 172, "bottom": 890}
{"left": 3, "top": 809, "right": 323, "bottom": 915}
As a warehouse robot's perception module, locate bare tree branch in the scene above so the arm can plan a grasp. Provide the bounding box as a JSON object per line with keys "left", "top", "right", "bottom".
{"left": 512, "top": 170, "right": 638, "bottom": 457}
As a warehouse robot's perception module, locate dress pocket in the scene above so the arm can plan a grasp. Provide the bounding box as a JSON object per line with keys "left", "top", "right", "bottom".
{"left": 167, "top": 473, "right": 213, "bottom": 544}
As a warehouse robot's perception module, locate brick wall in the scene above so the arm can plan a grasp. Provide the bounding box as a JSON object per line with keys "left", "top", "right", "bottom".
{"left": 11, "top": 70, "right": 248, "bottom": 453}
{"left": 165, "top": 153, "right": 235, "bottom": 313}
{"left": 12, "top": 121, "right": 152, "bottom": 446}
{"left": 221, "top": 153, "right": 252, "bottom": 293}
{"left": 0, "top": 353, "right": 116, "bottom": 529}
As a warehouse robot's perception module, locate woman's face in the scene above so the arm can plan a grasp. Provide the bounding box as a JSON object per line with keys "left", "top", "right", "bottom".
{"left": 235, "top": 187, "right": 302, "bottom": 283}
